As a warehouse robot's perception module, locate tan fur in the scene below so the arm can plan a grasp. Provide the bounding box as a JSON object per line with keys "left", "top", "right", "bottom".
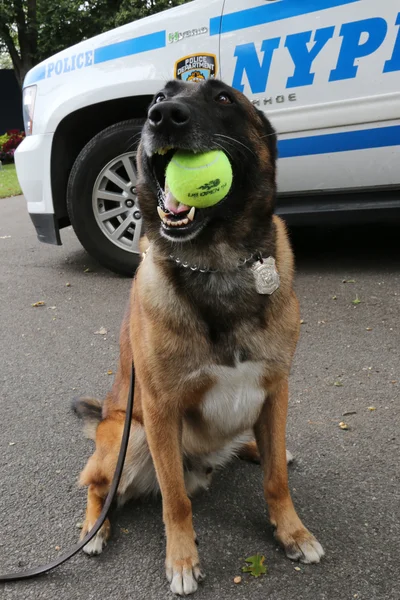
{"left": 78, "top": 217, "right": 322, "bottom": 570}
{"left": 77, "top": 85, "right": 324, "bottom": 594}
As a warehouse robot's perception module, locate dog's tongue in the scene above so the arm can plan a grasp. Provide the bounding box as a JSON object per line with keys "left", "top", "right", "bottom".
{"left": 164, "top": 183, "right": 190, "bottom": 214}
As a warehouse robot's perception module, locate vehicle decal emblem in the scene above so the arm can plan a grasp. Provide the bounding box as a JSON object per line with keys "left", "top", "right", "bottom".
{"left": 168, "top": 27, "right": 208, "bottom": 43}
{"left": 174, "top": 53, "right": 217, "bottom": 82}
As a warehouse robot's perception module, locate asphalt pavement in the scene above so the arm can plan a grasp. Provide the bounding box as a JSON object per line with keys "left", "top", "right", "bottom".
{"left": 0, "top": 195, "right": 399, "bottom": 600}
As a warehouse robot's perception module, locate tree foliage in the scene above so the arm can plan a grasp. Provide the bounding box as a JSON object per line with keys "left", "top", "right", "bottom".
{"left": 0, "top": 0, "right": 190, "bottom": 87}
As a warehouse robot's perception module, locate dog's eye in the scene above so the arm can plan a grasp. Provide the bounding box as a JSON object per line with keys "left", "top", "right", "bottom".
{"left": 155, "top": 93, "right": 166, "bottom": 104}
{"left": 215, "top": 93, "right": 232, "bottom": 105}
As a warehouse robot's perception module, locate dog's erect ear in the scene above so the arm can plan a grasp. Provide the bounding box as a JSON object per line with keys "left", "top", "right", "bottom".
{"left": 256, "top": 108, "right": 277, "bottom": 164}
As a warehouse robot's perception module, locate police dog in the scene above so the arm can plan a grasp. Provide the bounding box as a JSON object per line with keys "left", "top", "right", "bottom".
{"left": 74, "top": 80, "right": 324, "bottom": 596}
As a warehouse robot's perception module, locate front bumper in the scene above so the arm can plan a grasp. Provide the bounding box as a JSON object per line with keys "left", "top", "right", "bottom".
{"left": 29, "top": 213, "right": 61, "bottom": 245}
{"left": 14, "top": 133, "right": 61, "bottom": 241}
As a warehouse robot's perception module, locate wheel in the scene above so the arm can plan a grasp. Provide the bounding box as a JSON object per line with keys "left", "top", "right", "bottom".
{"left": 67, "top": 119, "right": 145, "bottom": 276}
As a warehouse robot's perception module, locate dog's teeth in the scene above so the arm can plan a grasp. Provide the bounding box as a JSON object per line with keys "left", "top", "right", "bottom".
{"left": 157, "top": 206, "right": 168, "bottom": 220}
{"left": 187, "top": 207, "right": 196, "bottom": 221}
{"left": 162, "top": 215, "right": 190, "bottom": 227}
{"left": 155, "top": 146, "right": 173, "bottom": 156}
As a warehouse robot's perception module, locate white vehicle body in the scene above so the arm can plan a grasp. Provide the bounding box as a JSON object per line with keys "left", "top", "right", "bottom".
{"left": 15, "top": 0, "right": 400, "bottom": 269}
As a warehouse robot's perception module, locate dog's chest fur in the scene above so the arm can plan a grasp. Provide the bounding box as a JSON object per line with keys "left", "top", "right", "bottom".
{"left": 199, "top": 359, "right": 265, "bottom": 437}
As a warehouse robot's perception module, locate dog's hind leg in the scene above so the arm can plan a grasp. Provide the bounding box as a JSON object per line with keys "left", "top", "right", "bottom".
{"left": 239, "top": 439, "right": 294, "bottom": 465}
{"left": 80, "top": 483, "right": 111, "bottom": 555}
{"left": 78, "top": 412, "right": 125, "bottom": 555}
{"left": 78, "top": 412, "right": 158, "bottom": 555}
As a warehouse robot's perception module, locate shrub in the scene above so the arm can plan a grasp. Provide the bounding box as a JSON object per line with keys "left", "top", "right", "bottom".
{"left": 0, "top": 130, "right": 25, "bottom": 163}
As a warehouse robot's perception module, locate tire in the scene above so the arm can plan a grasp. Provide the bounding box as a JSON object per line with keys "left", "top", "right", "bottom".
{"left": 67, "top": 119, "right": 145, "bottom": 276}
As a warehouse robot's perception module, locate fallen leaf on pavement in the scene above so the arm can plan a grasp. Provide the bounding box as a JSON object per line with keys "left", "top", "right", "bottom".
{"left": 339, "top": 421, "right": 350, "bottom": 430}
{"left": 55, "top": 546, "right": 61, "bottom": 551}
{"left": 233, "top": 576, "right": 242, "bottom": 584}
{"left": 343, "top": 410, "right": 357, "bottom": 416}
{"left": 0, "top": 235, "right": 11, "bottom": 239}
{"left": 32, "top": 301, "right": 45, "bottom": 307}
{"left": 9, "top": 442, "right": 16, "bottom": 446}
{"left": 294, "top": 567, "right": 301, "bottom": 572}
{"left": 107, "top": 370, "right": 113, "bottom": 375}
{"left": 120, "top": 528, "right": 129, "bottom": 534}
{"left": 367, "top": 406, "right": 376, "bottom": 411}
{"left": 352, "top": 297, "right": 361, "bottom": 305}
{"left": 366, "top": 327, "right": 373, "bottom": 331}
{"left": 343, "top": 279, "right": 356, "bottom": 283}
{"left": 242, "top": 555, "right": 267, "bottom": 578}
{"left": 334, "top": 381, "right": 343, "bottom": 387}
{"left": 94, "top": 327, "right": 107, "bottom": 335}
{"left": 66, "top": 282, "right": 71, "bottom": 287}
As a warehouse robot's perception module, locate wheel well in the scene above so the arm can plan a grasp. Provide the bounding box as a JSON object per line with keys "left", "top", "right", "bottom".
{"left": 51, "top": 96, "right": 151, "bottom": 228}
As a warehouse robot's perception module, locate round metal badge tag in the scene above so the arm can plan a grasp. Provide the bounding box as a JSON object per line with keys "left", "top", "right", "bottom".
{"left": 251, "top": 257, "right": 280, "bottom": 295}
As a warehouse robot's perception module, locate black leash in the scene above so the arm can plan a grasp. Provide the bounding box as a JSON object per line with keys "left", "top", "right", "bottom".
{"left": 0, "top": 364, "right": 135, "bottom": 582}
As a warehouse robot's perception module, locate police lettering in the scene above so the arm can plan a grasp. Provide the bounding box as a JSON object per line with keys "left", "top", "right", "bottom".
{"left": 46, "top": 50, "right": 94, "bottom": 79}
{"left": 177, "top": 56, "right": 215, "bottom": 77}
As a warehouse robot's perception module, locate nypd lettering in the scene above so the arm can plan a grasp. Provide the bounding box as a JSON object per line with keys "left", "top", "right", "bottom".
{"left": 46, "top": 50, "right": 93, "bottom": 79}
{"left": 232, "top": 12, "right": 400, "bottom": 94}
{"left": 175, "top": 54, "right": 217, "bottom": 82}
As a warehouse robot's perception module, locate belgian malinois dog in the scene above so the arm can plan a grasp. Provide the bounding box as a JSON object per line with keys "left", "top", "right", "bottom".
{"left": 74, "top": 79, "right": 324, "bottom": 596}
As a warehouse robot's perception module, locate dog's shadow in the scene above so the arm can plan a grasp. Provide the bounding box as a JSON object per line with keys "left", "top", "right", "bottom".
{"left": 104, "top": 457, "right": 331, "bottom": 572}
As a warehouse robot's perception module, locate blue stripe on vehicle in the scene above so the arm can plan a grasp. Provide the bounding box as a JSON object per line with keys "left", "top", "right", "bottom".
{"left": 94, "top": 30, "right": 166, "bottom": 64}
{"left": 210, "top": 0, "right": 360, "bottom": 36}
{"left": 23, "top": 30, "right": 166, "bottom": 86}
{"left": 23, "top": 65, "right": 46, "bottom": 86}
{"left": 277, "top": 125, "right": 400, "bottom": 158}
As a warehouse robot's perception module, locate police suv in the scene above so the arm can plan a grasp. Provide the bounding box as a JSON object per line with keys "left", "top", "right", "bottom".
{"left": 15, "top": 0, "right": 400, "bottom": 275}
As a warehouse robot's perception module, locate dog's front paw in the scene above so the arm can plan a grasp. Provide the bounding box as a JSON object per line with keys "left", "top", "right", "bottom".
{"left": 80, "top": 518, "right": 111, "bottom": 556}
{"left": 166, "top": 547, "right": 205, "bottom": 596}
{"left": 276, "top": 527, "right": 324, "bottom": 564}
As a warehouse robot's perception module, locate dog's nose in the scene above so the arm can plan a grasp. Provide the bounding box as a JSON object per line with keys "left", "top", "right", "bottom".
{"left": 148, "top": 101, "right": 191, "bottom": 130}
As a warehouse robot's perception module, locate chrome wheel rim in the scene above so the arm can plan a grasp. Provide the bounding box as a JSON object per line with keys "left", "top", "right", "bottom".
{"left": 92, "top": 152, "right": 142, "bottom": 254}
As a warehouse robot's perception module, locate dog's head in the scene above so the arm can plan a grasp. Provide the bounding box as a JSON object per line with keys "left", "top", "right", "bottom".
{"left": 137, "top": 80, "right": 277, "bottom": 249}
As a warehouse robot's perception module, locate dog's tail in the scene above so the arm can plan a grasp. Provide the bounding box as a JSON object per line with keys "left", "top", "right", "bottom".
{"left": 72, "top": 396, "right": 103, "bottom": 440}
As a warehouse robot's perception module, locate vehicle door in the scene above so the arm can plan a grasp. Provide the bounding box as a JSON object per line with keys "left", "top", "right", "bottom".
{"left": 218, "top": 0, "right": 400, "bottom": 195}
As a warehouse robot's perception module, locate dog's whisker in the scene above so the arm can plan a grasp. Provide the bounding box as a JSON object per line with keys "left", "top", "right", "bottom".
{"left": 213, "top": 137, "right": 246, "bottom": 154}
{"left": 259, "top": 132, "right": 277, "bottom": 139}
{"left": 214, "top": 141, "right": 234, "bottom": 163}
{"left": 214, "top": 134, "right": 257, "bottom": 159}
{"left": 125, "top": 131, "right": 143, "bottom": 151}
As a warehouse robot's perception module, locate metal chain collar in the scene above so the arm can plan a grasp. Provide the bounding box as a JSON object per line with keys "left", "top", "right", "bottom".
{"left": 142, "top": 243, "right": 264, "bottom": 275}
{"left": 168, "top": 251, "right": 262, "bottom": 274}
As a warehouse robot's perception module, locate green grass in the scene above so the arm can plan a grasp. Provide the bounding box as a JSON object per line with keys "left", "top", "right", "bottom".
{"left": 0, "top": 163, "right": 22, "bottom": 199}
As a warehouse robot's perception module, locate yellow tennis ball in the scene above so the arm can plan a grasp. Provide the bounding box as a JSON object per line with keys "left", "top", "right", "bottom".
{"left": 165, "top": 150, "right": 233, "bottom": 208}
